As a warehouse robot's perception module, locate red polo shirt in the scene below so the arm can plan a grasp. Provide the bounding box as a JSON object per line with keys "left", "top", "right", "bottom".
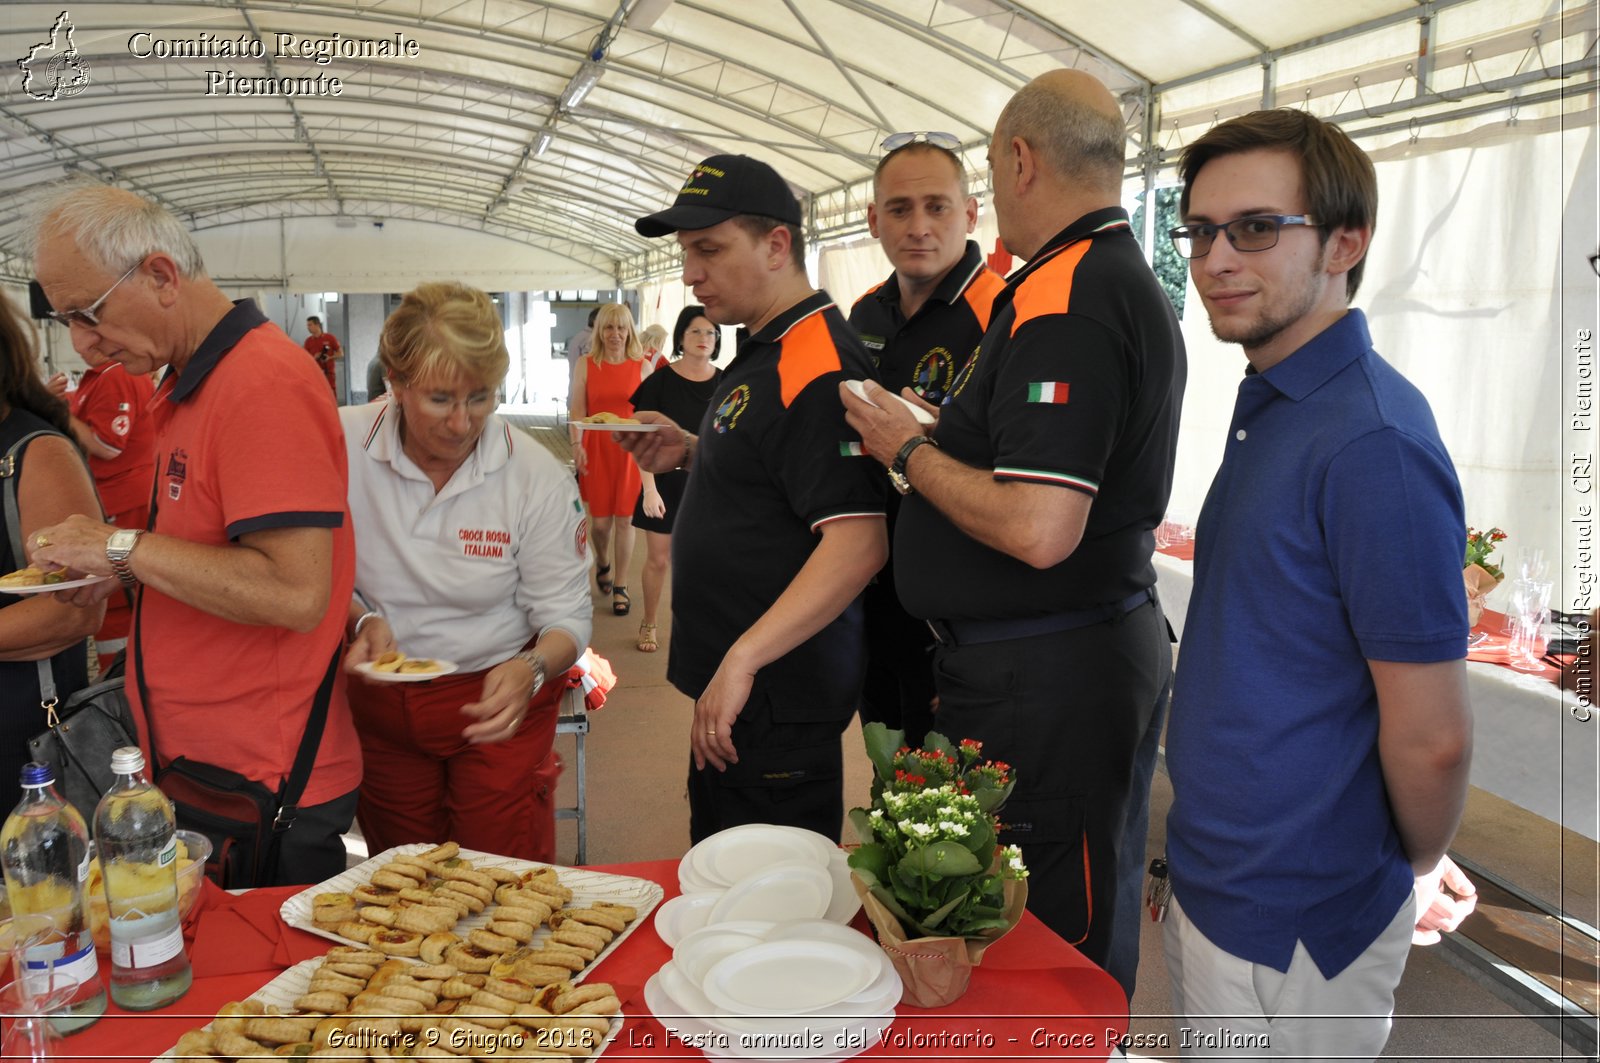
{"left": 304, "top": 332, "right": 341, "bottom": 392}
{"left": 70, "top": 361, "right": 156, "bottom": 517}
{"left": 135, "top": 301, "right": 361, "bottom": 805}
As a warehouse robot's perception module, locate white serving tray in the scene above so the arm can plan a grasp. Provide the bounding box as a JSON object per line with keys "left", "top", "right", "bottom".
{"left": 279, "top": 843, "right": 663, "bottom": 983}
{"left": 153, "top": 956, "right": 625, "bottom": 1062}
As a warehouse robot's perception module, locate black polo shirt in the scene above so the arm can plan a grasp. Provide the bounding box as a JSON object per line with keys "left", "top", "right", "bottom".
{"left": 848, "top": 240, "right": 1007, "bottom": 407}
{"left": 669, "top": 291, "right": 886, "bottom": 704}
{"left": 895, "top": 208, "right": 1187, "bottom": 620}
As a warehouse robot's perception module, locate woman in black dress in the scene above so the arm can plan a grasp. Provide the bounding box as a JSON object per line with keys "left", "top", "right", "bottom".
{"left": 628, "top": 306, "right": 721, "bottom": 652}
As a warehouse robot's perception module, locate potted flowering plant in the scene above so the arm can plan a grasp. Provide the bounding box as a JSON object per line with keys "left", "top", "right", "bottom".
{"left": 846, "top": 723, "right": 1029, "bottom": 1006}
{"left": 1464, "top": 526, "right": 1508, "bottom": 626}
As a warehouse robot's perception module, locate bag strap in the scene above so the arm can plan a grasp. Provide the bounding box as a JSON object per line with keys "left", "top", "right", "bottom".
{"left": 133, "top": 595, "right": 340, "bottom": 833}
{"left": 3, "top": 430, "right": 66, "bottom": 718}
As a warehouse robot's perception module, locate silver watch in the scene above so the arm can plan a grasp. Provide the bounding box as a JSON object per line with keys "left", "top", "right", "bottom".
{"left": 106, "top": 529, "right": 144, "bottom": 589}
{"left": 512, "top": 650, "right": 547, "bottom": 694}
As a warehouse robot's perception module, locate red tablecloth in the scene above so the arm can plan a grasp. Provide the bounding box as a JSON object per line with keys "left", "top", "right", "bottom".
{"left": 47, "top": 859, "right": 1129, "bottom": 1061}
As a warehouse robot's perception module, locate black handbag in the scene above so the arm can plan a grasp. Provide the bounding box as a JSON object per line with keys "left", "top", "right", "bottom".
{"left": 25, "top": 655, "right": 137, "bottom": 822}
{"left": 3, "top": 428, "right": 131, "bottom": 822}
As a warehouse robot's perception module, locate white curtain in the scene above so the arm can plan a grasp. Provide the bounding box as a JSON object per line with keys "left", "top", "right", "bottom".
{"left": 1169, "top": 118, "right": 1598, "bottom": 614}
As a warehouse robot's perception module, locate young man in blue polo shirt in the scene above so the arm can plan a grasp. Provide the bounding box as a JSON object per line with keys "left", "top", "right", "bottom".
{"left": 1162, "top": 109, "right": 1473, "bottom": 1057}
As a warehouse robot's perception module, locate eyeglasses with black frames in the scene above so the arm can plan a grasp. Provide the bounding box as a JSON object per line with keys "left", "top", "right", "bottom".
{"left": 44, "top": 261, "right": 142, "bottom": 328}
{"left": 881, "top": 131, "right": 961, "bottom": 153}
{"left": 1168, "top": 215, "right": 1321, "bottom": 260}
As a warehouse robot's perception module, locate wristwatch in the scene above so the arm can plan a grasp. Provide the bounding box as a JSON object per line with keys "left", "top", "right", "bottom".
{"left": 106, "top": 529, "right": 144, "bottom": 589}
{"left": 512, "top": 650, "right": 547, "bottom": 695}
{"left": 888, "top": 436, "right": 937, "bottom": 496}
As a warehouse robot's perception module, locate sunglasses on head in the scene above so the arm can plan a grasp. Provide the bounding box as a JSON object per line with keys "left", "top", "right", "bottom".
{"left": 881, "top": 131, "right": 961, "bottom": 153}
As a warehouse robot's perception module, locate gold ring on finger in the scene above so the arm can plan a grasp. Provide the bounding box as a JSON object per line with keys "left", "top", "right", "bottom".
{"left": 35, "top": 534, "right": 49, "bottom": 548}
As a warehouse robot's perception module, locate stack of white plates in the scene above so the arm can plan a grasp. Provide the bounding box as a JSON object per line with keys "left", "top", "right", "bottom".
{"left": 645, "top": 918, "right": 900, "bottom": 1062}
{"left": 655, "top": 825, "right": 861, "bottom": 948}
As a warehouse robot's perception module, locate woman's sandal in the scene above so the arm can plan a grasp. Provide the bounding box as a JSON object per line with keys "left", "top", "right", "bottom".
{"left": 637, "top": 622, "right": 658, "bottom": 653}
{"left": 612, "top": 587, "right": 631, "bottom": 616}
{"left": 595, "top": 564, "right": 613, "bottom": 595}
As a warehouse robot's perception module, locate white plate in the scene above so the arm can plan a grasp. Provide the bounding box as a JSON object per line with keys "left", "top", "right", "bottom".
{"left": 674, "top": 925, "right": 770, "bottom": 984}
{"left": 708, "top": 862, "right": 832, "bottom": 925}
{"left": 352, "top": 657, "right": 460, "bottom": 682}
{"left": 574, "top": 421, "right": 668, "bottom": 432}
{"left": 654, "top": 891, "right": 724, "bottom": 948}
{"left": 155, "top": 956, "right": 624, "bottom": 1061}
{"left": 648, "top": 968, "right": 892, "bottom": 1063}
{"left": 0, "top": 573, "right": 110, "bottom": 594}
{"left": 843, "top": 379, "right": 936, "bottom": 425}
{"left": 279, "top": 843, "right": 662, "bottom": 981}
{"left": 679, "top": 850, "right": 722, "bottom": 894}
{"left": 689, "top": 824, "right": 834, "bottom": 888}
{"left": 701, "top": 939, "right": 880, "bottom": 1016}
{"left": 822, "top": 850, "right": 862, "bottom": 924}
{"left": 761, "top": 920, "right": 882, "bottom": 967}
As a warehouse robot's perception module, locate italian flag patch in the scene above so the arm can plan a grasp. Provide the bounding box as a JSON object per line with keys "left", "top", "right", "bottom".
{"left": 1027, "top": 382, "right": 1070, "bottom": 404}
{"left": 839, "top": 442, "right": 865, "bottom": 457}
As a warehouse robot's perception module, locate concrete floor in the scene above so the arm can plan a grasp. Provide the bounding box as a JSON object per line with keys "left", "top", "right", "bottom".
{"left": 536, "top": 543, "right": 1582, "bottom": 1062}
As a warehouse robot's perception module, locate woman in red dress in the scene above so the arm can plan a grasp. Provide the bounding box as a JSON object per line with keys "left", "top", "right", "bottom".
{"left": 570, "top": 303, "right": 650, "bottom": 615}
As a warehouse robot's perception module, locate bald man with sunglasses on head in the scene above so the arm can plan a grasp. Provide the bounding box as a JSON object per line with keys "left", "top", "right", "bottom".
{"left": 848, "top": 132, "right": 1005, "bottom": 749}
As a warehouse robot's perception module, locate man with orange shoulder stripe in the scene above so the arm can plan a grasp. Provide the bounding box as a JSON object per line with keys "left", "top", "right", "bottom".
{"left": 849, "top": 135, "right": 1005, "bottom": 748}
{"left": 623, "top": 155, "right": 887, "bottom": 842}
{"left": 844, "top": 71, "right": 1186, "bottom": 1000}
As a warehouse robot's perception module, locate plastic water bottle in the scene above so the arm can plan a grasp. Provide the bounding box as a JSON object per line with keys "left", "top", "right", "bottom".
{"left": 91, "top": 747, "right": 191, "bottom": 1010}
{"left": 0, "top": 763, "right": 107, "bottom": 1033}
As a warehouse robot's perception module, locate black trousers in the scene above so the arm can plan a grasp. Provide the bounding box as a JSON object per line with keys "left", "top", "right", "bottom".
{"left": 858, "top": 575, "right": 936, "bottom": 749}
{"left": 272, "top": 787, "right": 359, "bottom": 886}
{"left": 688, "top": 685, "right": 851, "bottom": 845}
{"left": 930, "top": 597, "right": 1170, "bottom": 1002}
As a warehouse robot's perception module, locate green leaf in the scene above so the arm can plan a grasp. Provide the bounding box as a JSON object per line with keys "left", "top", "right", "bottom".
{"left": 898, "top": 841, "right": 983, "bottom": 878}
{"left": 869, "top": 884, "right": 915, "bottom": 926}
{"left": 923, "top": 731, "right": 959, "bottom": 761}
{"left": 954, "top": 915, "right": 1013, "bottom": 934}
{"left": 847, "top": 843, "right": 890, "bottom": 887}
{"left": 862, "top": 722, "right": 906, "bottom": 780}
{"left": 920, "top": 890, "right": 972, "bottom": 930}
{"left": 962, "top": 817, "right": 995, "bottom": 859}
{"left": 971, "top": 778, "right": 1015, "bottom": 813}
{"left": 847, "top": 807, "right": 875, "bottom": 842}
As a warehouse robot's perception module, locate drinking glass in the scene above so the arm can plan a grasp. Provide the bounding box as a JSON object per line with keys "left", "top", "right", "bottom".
{"left": 1507, "top": 577, "right": 1553, "bottom": 671}
{"left": 0, "top": 972, "right": 77, "bottom": 1060}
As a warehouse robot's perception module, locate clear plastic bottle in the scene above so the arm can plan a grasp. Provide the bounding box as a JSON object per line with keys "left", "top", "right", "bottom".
{"left": 0, "top": 762, "right": 107, "bottom": 1033}
{"left": 91, "top": 747, "right": 191, "bottom": 1010}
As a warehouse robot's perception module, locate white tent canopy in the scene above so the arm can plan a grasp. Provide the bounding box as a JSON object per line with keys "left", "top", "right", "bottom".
{"left": 1, "top": 0, "right": 1596, "bottom": 600}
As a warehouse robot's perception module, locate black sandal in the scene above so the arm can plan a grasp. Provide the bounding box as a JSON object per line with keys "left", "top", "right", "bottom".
{"left": 612, "top": 587, "right": 631, "bottom": 616}
{"left": 596, "top": 564, "right": 613, "bottom": 595}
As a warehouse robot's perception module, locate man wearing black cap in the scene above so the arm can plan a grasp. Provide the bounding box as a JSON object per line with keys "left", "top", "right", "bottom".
{"left": 621, "top": 155, "right": 888, "bottom": 842}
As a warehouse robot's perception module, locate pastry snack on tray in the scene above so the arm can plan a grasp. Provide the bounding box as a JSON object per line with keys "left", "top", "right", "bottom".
{"left": 282, "top": 843, "right": 662, "bottom": 986}
{"left": 580, "top": 412, "right": 640, "bottom": 425}
{"left": 158, "top": 949, "right": 625, "bottom": 1061}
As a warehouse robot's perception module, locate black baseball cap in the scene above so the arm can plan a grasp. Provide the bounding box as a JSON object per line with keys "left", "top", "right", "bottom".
{"left": 635, "top": 154, "right": 801, "bottom": 237}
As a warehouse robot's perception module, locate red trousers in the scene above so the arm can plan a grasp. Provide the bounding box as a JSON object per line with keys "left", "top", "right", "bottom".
{"left": 348, "top": 668, "right": 562, "bottom": 861}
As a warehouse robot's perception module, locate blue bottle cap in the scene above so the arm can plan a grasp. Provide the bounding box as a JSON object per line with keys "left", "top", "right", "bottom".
{"left": 20, "top": 762, "right": 55, "bottom": 787}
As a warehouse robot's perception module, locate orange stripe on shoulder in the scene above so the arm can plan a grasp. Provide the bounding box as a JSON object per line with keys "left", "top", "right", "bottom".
{"left": 1010, "top": 242, "right": 1092, "bottom": 336}
{"left": 851, "top": 281, "right": 885, "bottom": 311}
{"left": 963, "top": 270, "right": 1006, "bottom": 333}
{"left": 778, "top": 313, "right": 842, "bottom": 407}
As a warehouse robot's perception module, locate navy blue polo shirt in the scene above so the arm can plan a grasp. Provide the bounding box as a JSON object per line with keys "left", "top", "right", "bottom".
{"left": 1166, "top": 309, "right": 1469, "bottom": 978}
{"left": 668, "top": 292, "right": 886, "bottom": 706}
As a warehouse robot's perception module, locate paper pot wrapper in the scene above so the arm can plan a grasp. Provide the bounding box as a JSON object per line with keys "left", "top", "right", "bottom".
{"left": 849, "top": 868, "right": 1028, "bottom": 1008}
{"left": 1464, "top": 564, "right": 1502, "bottom": 627}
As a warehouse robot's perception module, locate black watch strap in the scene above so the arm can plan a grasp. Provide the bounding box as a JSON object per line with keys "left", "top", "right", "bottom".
{"left": 892, "top": 435, "right": 936, "bottom": 477}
